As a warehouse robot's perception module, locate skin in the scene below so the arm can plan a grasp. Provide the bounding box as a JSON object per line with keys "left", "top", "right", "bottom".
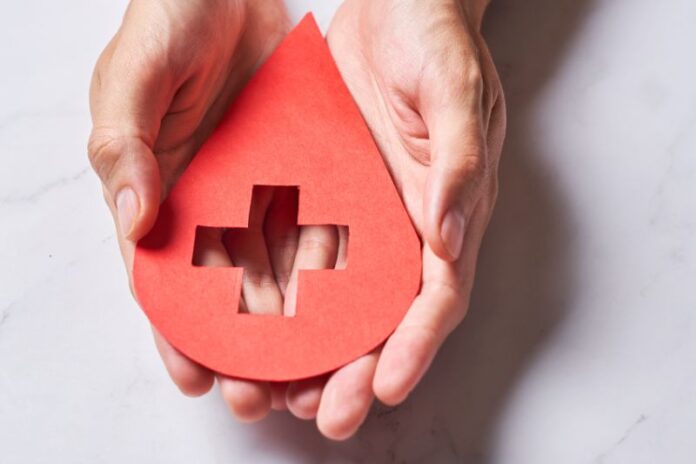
{"left": 88, "top": 0, "right": 505, "bottom": 440}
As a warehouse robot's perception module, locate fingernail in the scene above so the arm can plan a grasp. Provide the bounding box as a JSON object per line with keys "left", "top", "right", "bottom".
{"left": 115, "top": 187, "right": 139, "bottom": 239}
{"left": 441, "top": 209, "right": 465, "bottom": 259}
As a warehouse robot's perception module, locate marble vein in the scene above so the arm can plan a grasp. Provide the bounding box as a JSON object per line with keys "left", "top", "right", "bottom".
{"left": 0, "top": 302, "right": 14, "bottom": 335}
{"left": 0, "top": 167, "right": 89, "bottom": 205}
{"left": 593, "top": 414, "right": 648, "bottom": 464}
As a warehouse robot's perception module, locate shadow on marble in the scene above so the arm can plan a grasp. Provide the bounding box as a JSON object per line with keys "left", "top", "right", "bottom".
{"left": 210, "top": 1, "right": 593, "bottom": 462}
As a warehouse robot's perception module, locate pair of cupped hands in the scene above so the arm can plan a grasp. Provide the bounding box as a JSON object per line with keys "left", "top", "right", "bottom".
{"left": 88, "top": 0, "right": 505, "bottom": 440}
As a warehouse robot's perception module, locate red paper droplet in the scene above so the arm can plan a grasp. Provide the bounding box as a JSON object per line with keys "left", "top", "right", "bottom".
{"left": 133, "top": 14, "right": 421, "bottom": 381}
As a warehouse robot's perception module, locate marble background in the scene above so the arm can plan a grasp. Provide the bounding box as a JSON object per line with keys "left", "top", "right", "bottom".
{"left": 1, "top": 0, "right": 695, "bottom": 462}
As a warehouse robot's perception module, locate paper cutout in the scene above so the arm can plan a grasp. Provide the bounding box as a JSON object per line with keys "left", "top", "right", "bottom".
{"left": 133, "top": 14, "right": 421, "bottom": 381}
{"left": 192, "top": 184, "right": 348, "bottom": 311}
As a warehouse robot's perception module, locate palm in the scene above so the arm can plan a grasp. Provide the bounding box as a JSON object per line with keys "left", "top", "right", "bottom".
{"left": 89, "top": 0, "right": 299, "bottom": 422}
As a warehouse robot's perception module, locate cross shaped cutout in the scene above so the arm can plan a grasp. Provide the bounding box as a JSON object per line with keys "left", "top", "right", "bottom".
{"left": 192, "top": 185, "right": 348, "bottom": 316}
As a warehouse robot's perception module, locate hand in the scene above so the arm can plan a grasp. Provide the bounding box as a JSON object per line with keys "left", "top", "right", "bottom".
{"left": 313, "top": 0, "right": 507, "bottom": 437}
{"left": 87, "top": 0, "right": 293, "bottom": 420}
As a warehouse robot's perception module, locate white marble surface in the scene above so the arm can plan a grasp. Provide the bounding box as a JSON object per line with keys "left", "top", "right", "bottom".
{"left": 1, "top": 0, "right": 695, "bottom": 462}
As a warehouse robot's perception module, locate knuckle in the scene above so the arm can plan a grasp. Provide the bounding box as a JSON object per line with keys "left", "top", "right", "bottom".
{"left": 87, "top": 131, "right": 124, "bottom": 183}
{"left": 268, "top": 233, "right": 298, "bottom": 255}
{"left": 459, "top": 60, "right": 484, "bottom": 94}
{"left": 425, "top": 279, "right": 463, "bottom": 301}
{"left": 423, "top": 281, "right": 470, "bottom": 325}
{"left": 456, "top": 154, "right": 488, "bottom": 182}
{"left": 87, "top": 131, "right": 151, "bottom": 185}
{"left": 297, "top": 236, "right": 334, "bottom": 257}
{"left": 435, "top": 49, "right": 484, "bottom": 97}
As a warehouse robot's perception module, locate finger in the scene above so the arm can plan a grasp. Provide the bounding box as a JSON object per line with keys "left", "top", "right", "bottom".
{"left": 192, "top": 226, "right": 234, "bottom": 267}
{"left": 420, "top": 55, "right": 489, "bottom": 262}
{"left": 152, "top": 328, "right": 215, "bottom": 397}
{"left": 264, "top": 187, "right": 300, "bottom": 296}
{"left": 88, "top": 31, "right": 178, "bottom": 242}
{"left": 223, "top": 187, "right": 284, "bottom": 315}
{"left": 372, "top": 272, "right": 458, "bottom": 406}
{"left": 283, "top": 225, "right": 339, "bottom": 316}
{"left": 286, "top": 375, "right": 328, "bottom": 420}
{"left": 316, "top": 353, "right": 378, "bottom": 441}
{"left": 218, "top": 376, "right": 272, "bottom": 423}
{"left": 373, "top": 202, "right": 491, "bottom": 406}
{"left": 335, "top": 225, "right": 349, "bottom": 270}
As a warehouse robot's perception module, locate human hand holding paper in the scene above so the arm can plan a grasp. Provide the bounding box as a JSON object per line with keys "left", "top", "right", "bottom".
{"left": 87, "top": 0, "right": 296, "bottom": 420}
{"left": 321, "top": 0, "right": 507, "bottom": 424}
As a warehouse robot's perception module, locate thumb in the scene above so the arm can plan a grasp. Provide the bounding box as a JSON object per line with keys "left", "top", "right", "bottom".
{"left": 88, "top": 132, "right": 161, "bottom": 241}
{"left": 87, "top": 41, "right": 175, "bottom": 242}
{"left": 421, "top": 76, "right": 488, "bottom": 262}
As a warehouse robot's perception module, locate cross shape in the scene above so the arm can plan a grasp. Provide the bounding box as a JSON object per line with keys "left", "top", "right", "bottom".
{"left": 192, "top": 185, "right": 347, "bottom": 316}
